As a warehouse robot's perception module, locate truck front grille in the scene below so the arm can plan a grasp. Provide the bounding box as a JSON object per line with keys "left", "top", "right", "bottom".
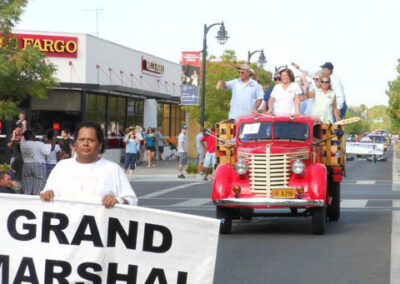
{"left": 239, "top": 146, "right": 308, "bottom": 197}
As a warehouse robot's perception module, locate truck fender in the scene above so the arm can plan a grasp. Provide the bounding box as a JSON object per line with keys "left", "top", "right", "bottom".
{"left": 307, "top": 163, "right": 328, "bottom": 202}
{"left": 212, "top": 164, "right": 235, "bottom": 200}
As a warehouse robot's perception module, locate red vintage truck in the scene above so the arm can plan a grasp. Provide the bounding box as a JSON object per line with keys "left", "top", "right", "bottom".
{"left": 212, "top": 115, "right": 345, "bottom": 235}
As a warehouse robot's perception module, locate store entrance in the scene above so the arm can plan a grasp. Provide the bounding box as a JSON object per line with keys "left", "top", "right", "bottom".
{"left": 30, "top": 111, "right": 81, "bottom": 135}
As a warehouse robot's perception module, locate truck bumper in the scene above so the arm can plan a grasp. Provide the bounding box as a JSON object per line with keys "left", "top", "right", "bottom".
{"left": 213, "top": 198, "right": 325, "bottom": 207}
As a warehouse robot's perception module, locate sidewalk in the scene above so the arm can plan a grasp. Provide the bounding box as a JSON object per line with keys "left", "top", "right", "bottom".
{"left": 128, "top": 158, "right": 204, "bottom": 182}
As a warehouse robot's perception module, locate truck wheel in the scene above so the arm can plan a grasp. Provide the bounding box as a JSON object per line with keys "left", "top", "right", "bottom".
{"left": 312, "top": 207, "right": 326, "bottom": 235}
{"left": 216, "top": 207, "right": 232, "bottom": 234}
{"left": 327, "top": 181, "right": 341, "bottom": 221}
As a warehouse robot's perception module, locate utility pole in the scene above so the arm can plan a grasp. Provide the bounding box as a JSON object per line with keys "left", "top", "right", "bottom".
{"left": 84, "top": 8, "right": 103, "bottom": 37}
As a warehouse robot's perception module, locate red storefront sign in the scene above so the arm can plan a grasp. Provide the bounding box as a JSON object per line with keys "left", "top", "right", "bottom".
{"left": 0, "top": 34, "right": 78, "bottom": 58}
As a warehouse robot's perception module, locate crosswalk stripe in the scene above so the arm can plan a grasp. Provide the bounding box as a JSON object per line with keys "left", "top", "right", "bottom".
{"left": 340, "top": 200, "right": 368, "bottom": 208}
{"left": 356, "top": 180, "right": 376, "bottom": 185}
{"left": 171, "top": 198, "right": 210, "bottom": 207}
{"left": 140, "top": 182, "right": 203, "bottom": 199}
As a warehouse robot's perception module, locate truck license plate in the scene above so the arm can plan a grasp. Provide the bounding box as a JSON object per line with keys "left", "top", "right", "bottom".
{"left": 271, "top": 188, "right": 295, "bottom": 198}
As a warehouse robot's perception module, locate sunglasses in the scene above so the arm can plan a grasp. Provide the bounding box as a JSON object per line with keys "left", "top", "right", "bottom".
{"left": 238, "top": 71, "right": 246, "bottom": 75}
{"left": 320, "top": 80, "right": 330, "bottom": 84}
{"left": 274, "top": 77, "right": 281, "bottom": 81}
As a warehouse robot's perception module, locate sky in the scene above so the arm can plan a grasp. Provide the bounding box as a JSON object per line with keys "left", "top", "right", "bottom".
{"left": 14, "top": 0, "right": 400, "bottom": 107}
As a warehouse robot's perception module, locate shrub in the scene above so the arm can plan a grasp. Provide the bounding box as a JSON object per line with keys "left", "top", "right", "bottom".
{"left": 185, "top": 163, "right": 198, "bottom": 174}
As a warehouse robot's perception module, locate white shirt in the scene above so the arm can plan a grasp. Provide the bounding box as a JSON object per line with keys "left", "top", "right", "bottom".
{"left": 178, "top": 132, "right": 187, "bottom": 153}
{"left": 271, "top": 82, "right": 302, "bottom": 116}
{"left": 20, "top": 140, "right": 51, "bottom": 164}
{"left": 43, "top": 157, "right": 138, "bottom": 205}
{"left": 226, "top": 78, "right": 264, "bottom": 120}
{"left": 330, "top": 74, "right": 346, "bottom": 110}
{"left": 46, "top": 144, "right": 61, "bottom": 165}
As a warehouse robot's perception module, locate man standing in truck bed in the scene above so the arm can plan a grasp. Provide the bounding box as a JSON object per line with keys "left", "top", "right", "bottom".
{"left": 216, "top": 64, "right": 264, "bottom": 121}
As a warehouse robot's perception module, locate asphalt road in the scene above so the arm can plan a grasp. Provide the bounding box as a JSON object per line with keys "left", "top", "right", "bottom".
{"left": 134, "top": 148, "right": 399, "bottom": 284}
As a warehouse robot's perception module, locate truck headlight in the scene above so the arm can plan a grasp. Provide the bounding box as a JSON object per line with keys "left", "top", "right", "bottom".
{"left": 234, "top": 160, "right": 248, "bottom": 176}
{"left": 292, "top": 160, "right": 305, "bottom": 175}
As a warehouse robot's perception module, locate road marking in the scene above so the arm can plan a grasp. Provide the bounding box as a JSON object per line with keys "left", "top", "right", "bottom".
{"left": 356, "top": 180, "right": 376, "bottom": 185}
{"left": 171, "top": 198, "right": 210, "bottom": 207}
{"left": 140, "top": 182, "right": 203, "bottom": 199}
{"left": 391, "top": 211, "right": 400, "bottom": 284}
{"left": 340, "top": 200, "right": 368, "bottom": 208}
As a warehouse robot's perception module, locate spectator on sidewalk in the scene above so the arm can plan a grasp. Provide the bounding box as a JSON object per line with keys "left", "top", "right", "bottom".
{"left": 155, "top": 126, "right": 164, "bottom": 161}
{"left": 59, "top": 128, "right": 74, "bottom": 159}
{"left": 16, "top": 111, "right": 27, "bottom": 132}
{"left": 40, "top": 122, "right": 137, "bottom": 207}
{"left": 44, "top": 129, "right": 62, "bottom": 178}
{"left": 196, "top": 128, "right": 205, "bottom": 175}
{"left": 177, "top": 125, "right": 188, "bottom": 178}
{"left": 8, "top": 122, "right": 24, "bottom": 165}
{"left": 144, "top": 127, "right": 157, "bottom": 168}
{"left": 20, "top": 130, "right": 51, "bottom": 195}
{"left": 201, "top": 126, "right": 216, "bottom": 181}
{"left": 137, "top": 126, "right": 145, "bottom": 165}
{"left": 0, "top": 171, "right": 16, "bottom": 194}
{"left": 123, "top": 127, "right": 139, "bottom": 181}
{"left": 263, "top": 72, "right": 281, "bottom": 113}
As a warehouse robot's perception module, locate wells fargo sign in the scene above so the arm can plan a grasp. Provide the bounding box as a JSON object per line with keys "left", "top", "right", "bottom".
{"left": 0, "top": 34, "right": 78, "bottom": 58}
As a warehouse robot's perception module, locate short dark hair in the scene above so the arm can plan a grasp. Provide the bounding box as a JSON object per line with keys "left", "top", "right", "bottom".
{"left": 0, "top": 171, "right": 10, "bottom": 180}
{"left": 24, "top": 130, "right": 36, "bottom": 141}
{"left": 74, "top": 122, "right": 105, "bottom": 154}
{"left": 62, "top": 129, "right": 70, "bottom": 135}
{"left": 46, "top": 129, "right": 56, "bottom": 140}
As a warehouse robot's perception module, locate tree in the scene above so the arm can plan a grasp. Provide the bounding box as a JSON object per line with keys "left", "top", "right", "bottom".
{"left": 0, "top": 0, "right": 57, "bottom": 119}
{"left": 387, "top": 59, "right": 400, "bottom": 133}
{"left": 183, "top": 50, "right": 272, "bottom": 127}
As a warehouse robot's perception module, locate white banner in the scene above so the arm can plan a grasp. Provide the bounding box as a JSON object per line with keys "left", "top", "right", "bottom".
{"left": 0, "top": 194, "right": 219, "bottom": 283}
{"left": 346, "top": 142, "right": 384, "bottom": 155}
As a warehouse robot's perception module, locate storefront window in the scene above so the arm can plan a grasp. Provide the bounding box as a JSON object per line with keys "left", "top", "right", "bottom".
{"left": 127, "top": 98, "right": 144, "bottom": 128}
{"left": 107, "top": 96, "right": 126, "bottom": 148}
{"left": 87, "top": 94, "right": 106, "bottom": 134}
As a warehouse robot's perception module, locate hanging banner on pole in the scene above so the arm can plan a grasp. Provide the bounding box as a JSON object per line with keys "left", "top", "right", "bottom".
{"left": 180, "top": 51, "right": 201, "bottom": 105}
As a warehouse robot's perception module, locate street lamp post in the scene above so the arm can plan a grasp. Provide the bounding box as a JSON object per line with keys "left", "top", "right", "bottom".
{"left": 247, "top": 49, "right": 267, "bottom": 68}
{"left": 201, "top": 22, "right": 228, "bottom": 127}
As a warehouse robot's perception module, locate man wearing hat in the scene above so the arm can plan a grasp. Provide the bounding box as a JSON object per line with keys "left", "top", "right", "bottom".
{"left": 321, "top": 62, "right": 347, "bottom": 119}
{"left": 216, "top": 64, "right": 264, "bottom": 120}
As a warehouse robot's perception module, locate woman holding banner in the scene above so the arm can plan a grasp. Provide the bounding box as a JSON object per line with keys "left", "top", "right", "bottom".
{"left": 40, "top": 122, "right": 138, "bottom": 207}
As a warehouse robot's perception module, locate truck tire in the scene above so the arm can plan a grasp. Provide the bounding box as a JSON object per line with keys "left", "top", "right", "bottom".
{"left": 216, "top": 207, "right": 232, "bottom": 234}
{"left": 327, "top": 181, "right": 341, "bottom": 221}
{"left": 312, "top": 207, "right": 326, "bottom": 235}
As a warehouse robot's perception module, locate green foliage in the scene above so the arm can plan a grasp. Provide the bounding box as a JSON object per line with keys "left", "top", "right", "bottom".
{"left": 185, "top": 163, "right": 198, "bottom": 174}
{"left": 0, "top": 163, "right": 10, "bottom": 172}
{"left": 387, "top": 59, "right": 400, "bottom": 133}
{"left": 0, "top": 0, "right": 28, "bottom": 34}
{"left": 183, "top": 49, "right": 272, "bottom": 127}
{"left": 0, "top": 0, "right": 57, "bottom": 120}
{"left": 344, "top": 111, "right": 370, "bottom": 135}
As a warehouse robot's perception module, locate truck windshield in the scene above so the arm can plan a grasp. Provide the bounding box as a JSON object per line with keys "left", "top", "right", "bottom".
{"left": 238, "top": 122, "right": 272, "bottom": 141}
{"left": 275, "top": 122, "right": 309, "bottom": 141}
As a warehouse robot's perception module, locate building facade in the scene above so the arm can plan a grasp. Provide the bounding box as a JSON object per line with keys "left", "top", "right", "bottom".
{"left": 4, "top": 31, "right": 186, "bottom": 162}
